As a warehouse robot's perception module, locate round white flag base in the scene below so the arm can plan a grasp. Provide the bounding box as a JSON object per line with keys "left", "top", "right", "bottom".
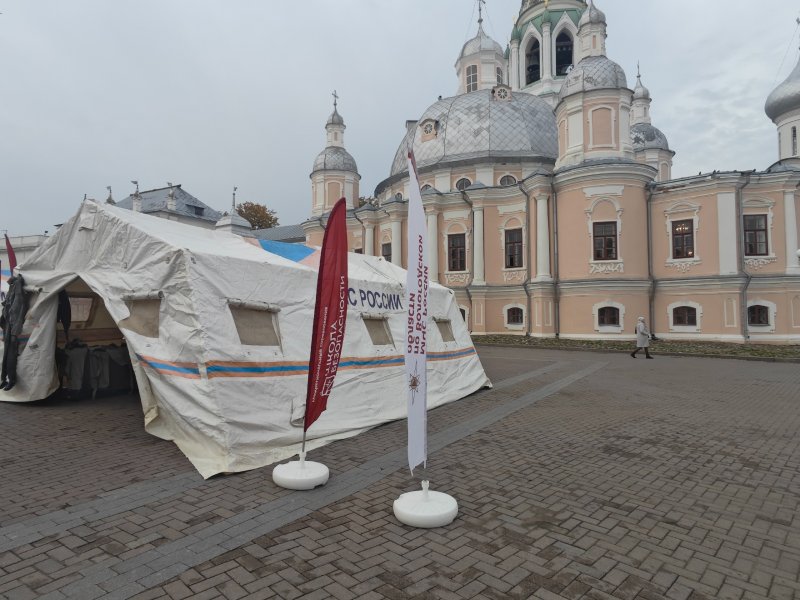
{"left": 272, "top": 452, "right": 329, "bottom": 490}
{"left": 393, "top": 480, "right": 458, "bottom": 528}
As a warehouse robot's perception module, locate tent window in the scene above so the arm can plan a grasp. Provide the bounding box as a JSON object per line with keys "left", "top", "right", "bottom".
{"left": 69, "top": 296, "right": 94, "bottom": 324}
{"left": 229, "top": 304, "right": 280, "bottom": 347}
{"left": 363, "top": 316, "right": 393, "bottom": 346}
{"left": 120, "top": 299, "right": 161, "bottom": 338}
{"left": 435, "top": 319, "right": 455, "bottom": 342}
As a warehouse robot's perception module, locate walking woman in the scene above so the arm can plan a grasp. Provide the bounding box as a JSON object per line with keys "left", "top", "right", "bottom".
{"left": 631, "top": 316, "right": 653, "bottom": 359}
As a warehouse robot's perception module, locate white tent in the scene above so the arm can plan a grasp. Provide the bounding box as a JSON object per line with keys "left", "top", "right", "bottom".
{"left": 2, "top": 201, "right": 490, "bottom": 477}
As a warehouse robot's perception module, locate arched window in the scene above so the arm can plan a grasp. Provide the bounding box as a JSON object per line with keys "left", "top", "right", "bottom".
{"left": 455, "top": 178, "right": 472, "bottom": 191}
{"left": 420, "top": 184, "right": 432, "bottom": 192}
{"left": 598, "top": 306, "right": 619, "bottom": 326}
{"left": 496, "top": 67, "right": 504, "bottom": 85}
{"left": 394, "top": 192, "right": 403, "bottom": 202}
{"left": 748, "top": 305, "right": 770, "bottom": 326}
{"left": 526, "top": 39, "right": 541, "bottom": 84}
{"left": 466, "top": 65, "right": 478, "bottom": 93}
{"left": 499, "top": 175, "right": 517, "bottom": 186}
{"left": 507, "top": 307, "right": 524, "bottom": 325}
{"left": 555, "top": 32, "right": 573, "bottom": 76}
{"left": 673, "top": 306, "right": 697, "bottom": 326}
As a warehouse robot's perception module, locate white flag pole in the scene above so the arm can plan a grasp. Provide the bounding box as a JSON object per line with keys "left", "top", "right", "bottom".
{"left": 392, "top": 150, "right": 458, "bottom": 528}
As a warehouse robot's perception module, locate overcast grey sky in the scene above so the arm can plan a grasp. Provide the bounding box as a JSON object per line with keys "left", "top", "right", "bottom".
{"left": 1, "top": 1, "right": 799, "bottom": 236}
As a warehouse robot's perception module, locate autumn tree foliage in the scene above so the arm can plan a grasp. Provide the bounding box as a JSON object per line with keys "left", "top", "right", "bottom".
{"left": 236, "top": 202, "right": 279, "bottom": 229}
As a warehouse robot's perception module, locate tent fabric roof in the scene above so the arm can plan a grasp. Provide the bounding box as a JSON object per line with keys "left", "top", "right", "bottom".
{"left": 8, "top": 201, "right": 490, "bottom": 477}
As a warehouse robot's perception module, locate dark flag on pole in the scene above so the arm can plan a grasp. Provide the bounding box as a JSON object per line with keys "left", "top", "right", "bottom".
{"left": 5, "top": 234, "right": 17, "bottom": 272}
{"left": 304, "top": 197, "right": 349, "bottom": 432}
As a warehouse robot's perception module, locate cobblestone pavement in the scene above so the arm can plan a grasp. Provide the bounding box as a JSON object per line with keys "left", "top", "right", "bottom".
{"left": 1, "top": 347, "right": 799, "bottom": 600}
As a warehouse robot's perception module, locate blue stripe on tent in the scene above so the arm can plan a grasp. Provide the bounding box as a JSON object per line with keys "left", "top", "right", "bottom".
{"left": 207, "top": 364, "right": 308, "bottom": 374}
{"left": 140, "top": 358, "right": 200, "bottom": 376}
{"left": 257, "top": 240, "right": 316, "bottom": 263}
{"left": 340, "top": 357, "right": 405, "bottom": 368}
{"left": 430, "top": 348, "right": 476, "bottom": 360}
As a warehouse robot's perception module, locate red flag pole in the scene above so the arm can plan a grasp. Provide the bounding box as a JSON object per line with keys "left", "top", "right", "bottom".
{"left": 273, "top": 197, "right": 349, "bottom": 490}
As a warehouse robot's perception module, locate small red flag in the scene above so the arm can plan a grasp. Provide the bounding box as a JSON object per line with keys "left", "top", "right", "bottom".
{"left": 5, "top": 234, "right": 17, "bottom": 272}
{"left": 304, "top": 198, "right": 349, "bottom": 432}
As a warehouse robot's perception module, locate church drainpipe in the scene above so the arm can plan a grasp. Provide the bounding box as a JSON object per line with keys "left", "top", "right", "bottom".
{"left": 551, "top": 180, "right": 560, "bottom": 338}
{"left": 459, "top": 189, "right": 475, "bottom": 332}
{"left": 518, "top": 182, "right": 533, "bottom": 337}
{"left": 646, "top": 182, "right": 656, "bottom": 337}
{"left": 735, "top": 171, "right": 753, "bottom": 343}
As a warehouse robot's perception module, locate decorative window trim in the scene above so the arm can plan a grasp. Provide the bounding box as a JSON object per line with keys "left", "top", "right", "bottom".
{"left": 664, "top": 202, "right": 702, "bottom": 271}
{"left": 504, "top": 304, "right": 526, "bottom": 331}
{"left": 492, "top": 84, "right": 512, "bottom": 102}
{"left": 587, "top": 105, "right": 617, "bottom": 149}
{"left": 455, "top": 177, "right": 472, "bottom": 192}
{"left": 552, "top": 17, "right": 577, "bottom": 77}
{"left": 419, "top": 119, "right": 439, "bottom": 142}
{"left": 445, "top": 224, "right": 469, "bottom": 274}
{"left": 742, "top": 198, "right": 775, "bottom": 262}
{"left": 586, "top": 197, "right": 623, "bottom": 271}
{"left": 498, "top": 174, "right": 518, "bottom": 186}
{"left": 747, "top": 299, "right": 776, "bottom": 333}
{"left": 667, "top": 300, "right": 702, "bottom": 333}
{"left": 592, "top": 301, "right": 625, "bottom": 333}
{"left": 521, "top": 30, "right": 543, "bottom": 86}
{"left": 499, "top": 218, "right": 525, "bottom": 272}
{"left": 466, "top": 64, "right": 479, "bottom": 93}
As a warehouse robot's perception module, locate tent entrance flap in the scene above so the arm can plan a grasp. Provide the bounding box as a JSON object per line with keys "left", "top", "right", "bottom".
{"left": 57, "top": 278, "right": 135, "bottom": 399}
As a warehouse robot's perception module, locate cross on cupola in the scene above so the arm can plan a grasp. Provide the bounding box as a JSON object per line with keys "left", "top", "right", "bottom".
{"left": 478, "top": 0, "right": 485, "bottom": 25}
{"left": 332, "top": 90, "right": 339, "bottom": 110}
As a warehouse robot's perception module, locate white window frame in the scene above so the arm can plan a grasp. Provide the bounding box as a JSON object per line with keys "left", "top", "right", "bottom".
{"left": 592, "top": 301, "right": 625, "bottom": 334}
{"left": 586, "top": 197, "right": 624, "bottom": 274}
{"left": 747, "top": 299, "right": 776, "bottom": 333}
{"left": 466, "top": 64, "right": 478, "bottom": 93}
{"left": 664, "top": 202, "right": 702, "bottom": 272}
{"left": 742, "top": 198, "right": 777, "bottom": 267}
{"left": 667, "top": 300, "right": 702, "bottom": 333}
{"left": 499, "top": 217, "right": 525, "bottom": 274}
{"left": 503, "top": 303, "right": 526, "bottom": 331}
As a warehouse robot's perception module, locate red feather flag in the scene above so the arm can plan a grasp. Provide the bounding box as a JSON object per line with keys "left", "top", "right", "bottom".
{"left": 304, "top": 198, "right": 349, "bottom": 432}
{"left": 5, "top": 234, "right": 17, "bottom": 272}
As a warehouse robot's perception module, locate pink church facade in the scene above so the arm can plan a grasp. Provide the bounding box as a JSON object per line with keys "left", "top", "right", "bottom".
{"left": 305, "top": 0, "right": 800, "bottom": 344}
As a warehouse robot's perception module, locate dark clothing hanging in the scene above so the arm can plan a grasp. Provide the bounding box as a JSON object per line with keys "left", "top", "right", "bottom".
{"left": 57, "top": 290, "right": 71, "bottom": 342}
{"left": 1, "top": 275, "right": 29, "bottom": 390}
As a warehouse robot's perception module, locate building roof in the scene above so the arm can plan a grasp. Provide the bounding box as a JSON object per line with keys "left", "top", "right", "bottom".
{"left": 311, "top": 146, "right": 359, "bottom": 174}
{"left": 116, "top": 185, "right": 221, "bottom": 222}
{"left": 578, "top": 0, "right": 606, "bottom": 28}
{"left": 631, "top": 123, "right": 670, "bottom": 152}
{"left": 250, "top": 223, "right": 306, "bottom": 242}
{"left": 558, "top": 55, "right": 627, "bottom": 102}
{"left": 383, "top": 88, "right": 557, "bottom": 185}
{"left": 765, "top": 53, "right": 800, "bottom": 122}
{"left": 458, "top": 23, "right": 504, "bottom": 62}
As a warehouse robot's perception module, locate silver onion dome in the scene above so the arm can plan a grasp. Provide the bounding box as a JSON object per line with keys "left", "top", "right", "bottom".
{"left": 385, "top": 89, "right": 558, "bottom": 180}
{"left": 458, "top": 23, "right": 504, "bottom": 61}
{"left": 765, "top": 55, "right": 800, "bottom": 122}
{"left": 633, "top": 73, "right": 650, "bottom": 101}
{"left": 326, "top": 107, "right": 345, "bottom": 126}
{"left": 578, "top": 0, "right": 606, "bottom": 27}
{"left": 631, "top": 123, "right": 670, "bottom": 152}
{"left": 312, "top": 146, "right": 358, "bottom": 173}
{"left": 558, "top": 55, "right": 627, "bottom": 102}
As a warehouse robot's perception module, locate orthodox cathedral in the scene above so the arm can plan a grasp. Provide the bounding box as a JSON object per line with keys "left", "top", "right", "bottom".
{"left": 303, "top": 0, "right": 800, "bottom": 343}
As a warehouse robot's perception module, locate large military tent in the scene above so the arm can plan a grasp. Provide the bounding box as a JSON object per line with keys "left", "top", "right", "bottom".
{"left": 1, "top": 201, "right": 490, "bottom": 477}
